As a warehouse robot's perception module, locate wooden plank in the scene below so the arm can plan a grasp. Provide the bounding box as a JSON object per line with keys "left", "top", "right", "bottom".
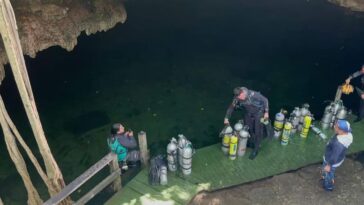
{"left": 44, "top": 153, "right": 115, "bottom": 205}
{"left": 107, "top": 119, "right": 364, "bottom": 205}
{"left": 105, "top": 187, "right": 142, "bottom": 205}
{"left": 74, "top": 170, "right": 121, "bottom": 205}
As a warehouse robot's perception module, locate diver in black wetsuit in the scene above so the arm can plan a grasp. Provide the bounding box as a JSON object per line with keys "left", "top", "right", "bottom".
{"left": 346, "top": 65, "right": 364, "bottom": 122}
{"left": 224, "top": 87, "right": 270, "bottom": 160}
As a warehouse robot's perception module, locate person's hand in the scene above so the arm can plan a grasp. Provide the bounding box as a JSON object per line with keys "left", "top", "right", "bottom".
{"left": 345, "top": 78, "right": 351, "bottom": 84}
{"left": 126, "top": 131, "right": 133, "bottom": 137}
{"left": 324, "top": 165, "right": 331, "bottom": 172}
{"left": 361, "top": 94, "right": 364, "bottom": 100}
{"left": 224, "top": 118, "right": 229, "bottom": 125}
{"left": 264, "top": 112, "right": 269, "bottom": 120}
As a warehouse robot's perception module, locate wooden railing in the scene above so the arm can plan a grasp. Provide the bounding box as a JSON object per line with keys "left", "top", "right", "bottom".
{"left": 43, "top": 131, "right": 149, "bottom": 205}
{"left": 43, "top": 153, "right": 121, "bottom": 205}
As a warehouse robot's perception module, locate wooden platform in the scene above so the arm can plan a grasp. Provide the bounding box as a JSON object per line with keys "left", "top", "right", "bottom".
{"left": 106, "top": 120, "right": 364, "bottom": 205}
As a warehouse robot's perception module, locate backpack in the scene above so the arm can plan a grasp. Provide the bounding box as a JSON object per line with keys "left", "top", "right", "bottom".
{"left": 107, "top": 136, "right": 127, "bottom": 162}
{"left": 148, "top": 155, "right": 166, "bottom": 185}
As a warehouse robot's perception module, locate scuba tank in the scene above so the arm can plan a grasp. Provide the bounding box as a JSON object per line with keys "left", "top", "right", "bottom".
{"left": 332, "top": 100, "right": 343, "bottom": 115}
{"left": 336, "top": 107, "right": 347, "bottom": 120}
{"left": 310, "top": 125, "right": 327, "bottom": 140}
{"left": 290, "top": 107, "right": 301, "bottom": 134}
{"left": 221, "top": 126, "right": 233, "bottom": 155}
{"left": 298, "top": 104, "right": 310, "bottom": 132}
{"left": 177, "top": 134, "right": 194, "bottom": 175}
{"left": 229, "top": 134, "right": 238, "bottom": 160}
{"left": 281, "top": 121, "right": 292, "bottom": 145}
{"left": 300, "top": 115, "right": 312, "bottom": 138}
{"left": 181, "top": 145, "right": 193, "bottom": 175}
{"left": 160, "top": 165, "right": 168, "bottom": 185}
{"left": 321, "top": 104, "right": 333, "bottom": 130}
{"left": 178, "top": 134, "right": 188, "bottom": 166}
{"left": 300, "top": 103, "right": 310, "bottom": 116}
{"left": 166, "top": 138, "right": 178, "bottom": 172}
{"left": 234, "top": 120, "right": 244, "bottom": 132}
{"left": 273, "top": 111, "right": 285, "bottom": 139}
{"left": 237, "top": 125, "right": 250, "bottom": 157}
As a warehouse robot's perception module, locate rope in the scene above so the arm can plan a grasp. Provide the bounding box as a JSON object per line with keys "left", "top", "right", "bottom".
{"left": 0, "top": 101, "right": 43, "bottom": 205}
{"left": 0, "top": 96, "right": 57, "bottom": 194}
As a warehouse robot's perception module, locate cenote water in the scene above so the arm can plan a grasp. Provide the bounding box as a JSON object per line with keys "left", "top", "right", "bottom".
{"left": 1, "top": 0, "right": 364, "bottom": 204}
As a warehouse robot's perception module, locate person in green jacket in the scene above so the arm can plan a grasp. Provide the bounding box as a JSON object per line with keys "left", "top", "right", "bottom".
{"left": 107, "top": 123, "right": 140, "bottom": 171}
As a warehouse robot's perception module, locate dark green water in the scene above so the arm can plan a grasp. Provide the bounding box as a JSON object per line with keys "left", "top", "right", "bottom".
{"left": 1, "top": 0, "right": 364, "bottom": 204}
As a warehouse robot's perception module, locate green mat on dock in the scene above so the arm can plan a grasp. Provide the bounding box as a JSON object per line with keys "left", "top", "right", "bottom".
{"left": 106, "top": 120, "right": 364, "bottom": 205}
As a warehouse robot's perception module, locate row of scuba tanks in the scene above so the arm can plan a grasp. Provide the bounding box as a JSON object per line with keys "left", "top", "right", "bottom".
{"left": 149, "top": 134, "right": 194, "bottom": 186}
{"left": 220, "top": 120, "right": 250, "bottom": 160}
{"left": 166, "top": 134, "right": 194, "bottom": 176}
{"left": 273, "top": 103, "right": 327, "bottom": 145}
{"left": 321, "top": 100, "right": 348, "bottom": 130}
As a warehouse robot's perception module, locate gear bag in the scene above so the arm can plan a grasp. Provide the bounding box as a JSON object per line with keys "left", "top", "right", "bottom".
{"left": 148, "top": 155, "right": 166, "bottom": 186}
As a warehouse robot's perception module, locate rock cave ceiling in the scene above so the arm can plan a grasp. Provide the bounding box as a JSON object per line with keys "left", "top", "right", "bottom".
{"left": 0, "top": 0, "right": 363, "bottom": 82}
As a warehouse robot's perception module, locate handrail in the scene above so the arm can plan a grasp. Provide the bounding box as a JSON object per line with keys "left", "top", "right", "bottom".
{"left": 43, "top": 153, "right": 120, "bottom": 205}
{"left": 74, "top": 169, "right": 121, "bottom": 205}
{"left": 43, "top": 132, "right": 149, "bottom": 205}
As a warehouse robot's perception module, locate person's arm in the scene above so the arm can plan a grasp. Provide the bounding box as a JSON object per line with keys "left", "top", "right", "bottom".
{"left": 346, "top": 71, "right": 363, "bottom": 83}
{"left": 253, "top": 92, "right": 269, "bottom": 118}
{"left": 224, "top": 99, "right": 237, "bottom": 124}
{"left": 118, "top": 134, "right": 137, "bottom": 149}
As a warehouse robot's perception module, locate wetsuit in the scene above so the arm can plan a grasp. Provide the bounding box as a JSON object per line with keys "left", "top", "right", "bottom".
{"left": 349, "top": 70, "right": 364, "bottom": 120}
{"left": 225, "top": 90, "right": 269, "bottom": 154}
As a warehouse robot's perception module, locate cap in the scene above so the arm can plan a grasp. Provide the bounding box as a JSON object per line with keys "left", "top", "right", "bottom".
{"left": 336, "top": 120, "right": 351, "bottom": 133}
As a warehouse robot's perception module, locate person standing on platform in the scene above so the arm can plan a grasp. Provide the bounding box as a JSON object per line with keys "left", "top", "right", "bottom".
{"left": 321, "top": 120, "right": 353, "bottom": 191}
{"left": 224, "top": 87, "right": 270, "bottom": 160}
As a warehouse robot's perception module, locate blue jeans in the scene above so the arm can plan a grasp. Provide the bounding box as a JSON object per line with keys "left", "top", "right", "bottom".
{"left": 322, "top": 161, "right": 337, "bottom": 191}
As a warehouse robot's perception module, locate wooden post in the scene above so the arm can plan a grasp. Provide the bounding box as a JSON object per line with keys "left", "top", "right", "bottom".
{"left": 0, "top": 197, "right": 3, "bottom": 205}
{"left": 138, "top": 131, "right": 149, "bottom": 167}
{"left": 109, "top": 153, "right": 122, "bottom": 192}
{"left": 335, "top": 85, "right": 342, "bottom": 101}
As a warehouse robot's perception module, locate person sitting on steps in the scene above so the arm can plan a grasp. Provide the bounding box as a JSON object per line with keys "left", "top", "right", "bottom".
{"left": 107, "top": 123, "right": 140, "bottom": 171}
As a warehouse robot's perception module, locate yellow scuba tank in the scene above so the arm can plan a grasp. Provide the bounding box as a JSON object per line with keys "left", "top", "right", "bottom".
{"left": 222, "top": 134, "right": 231, "bottom": 155}
{"left": 281, "top": 122, "right": 292, "bottom": 145}
{"left": 300, "top": 115, "right": 312, "bottom": 138}
{"left": 229, "top": 134, "right": 238, "bottom": 160}
{"left": 221, "top": 126, "right": 233, "bottom": 155}
{"left": 273, "top": 110, "right": 285, "bottom": 139}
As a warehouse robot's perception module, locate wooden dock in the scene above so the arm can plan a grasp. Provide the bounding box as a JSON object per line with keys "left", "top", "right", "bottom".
{"left": 106, "top": 120, "right": 364, "bottom": 205}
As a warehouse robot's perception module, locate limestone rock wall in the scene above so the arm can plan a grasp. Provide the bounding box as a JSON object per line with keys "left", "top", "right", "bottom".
{"left": 329, "top": 0, "right": 364, "bottom": 11}
{"left": 0, "top": 0, "right": 127, "bottom": 82}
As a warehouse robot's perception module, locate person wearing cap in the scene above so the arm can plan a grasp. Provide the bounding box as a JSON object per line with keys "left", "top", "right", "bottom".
{"left": 345, "top": 65, "right": 364, "bottom": 122}
{"left": 107, "top": 123, "right": 140, "bottom": 171}
{"left": 224, "top": 86, "right": 269, "bottom": 160}
{"left": 321, "top": 119, "right": 353, "bottom": 191}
